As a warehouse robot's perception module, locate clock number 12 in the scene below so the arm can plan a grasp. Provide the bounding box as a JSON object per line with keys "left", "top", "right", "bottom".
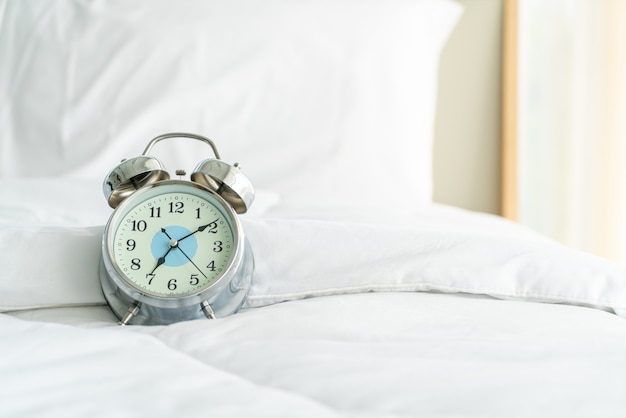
{"left": 169, "top": 202, "right": 184, "bottom": 214}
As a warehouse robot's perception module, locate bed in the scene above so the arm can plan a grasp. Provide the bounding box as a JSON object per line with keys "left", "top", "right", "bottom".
{"left": 1, "top": 0, "right": 625, "bottom": 416}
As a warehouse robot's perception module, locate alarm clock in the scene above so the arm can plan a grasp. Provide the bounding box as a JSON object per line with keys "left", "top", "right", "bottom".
{"left": 99, "top": 133, "right": 254, "bottom": 326}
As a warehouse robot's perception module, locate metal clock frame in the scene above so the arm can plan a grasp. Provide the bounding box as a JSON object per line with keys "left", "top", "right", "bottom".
{"left": 99, "top": 133, "right": 255, "bottom": 326}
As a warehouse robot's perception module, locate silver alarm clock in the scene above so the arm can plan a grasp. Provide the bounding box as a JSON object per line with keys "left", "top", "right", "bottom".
{"left": 99, "top": 133, "right": 254, "bottom": 325}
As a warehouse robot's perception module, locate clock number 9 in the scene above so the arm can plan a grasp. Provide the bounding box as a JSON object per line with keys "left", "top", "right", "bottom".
{"left": 126, "top": 239, "right": 136, "bottom": 251}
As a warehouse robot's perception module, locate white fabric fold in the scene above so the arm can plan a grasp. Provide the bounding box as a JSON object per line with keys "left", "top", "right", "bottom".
{"left": 2, "top": 206, "right": 625, "bottom": 317}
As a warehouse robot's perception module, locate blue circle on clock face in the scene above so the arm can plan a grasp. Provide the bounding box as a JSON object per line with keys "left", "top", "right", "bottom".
{"left": 150, "top": 226, "right": 198, "bottom": 267}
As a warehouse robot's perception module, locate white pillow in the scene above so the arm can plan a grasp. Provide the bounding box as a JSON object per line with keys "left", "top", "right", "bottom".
{"left": 2, "top": 202, "right": 625, "bottom": 318}
{"left": 0, "top": 0, "right": 462, "bottom": 209}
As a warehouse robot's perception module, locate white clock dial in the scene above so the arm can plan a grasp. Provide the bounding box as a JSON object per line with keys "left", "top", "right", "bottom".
{"left": 110, "top": 184, "right": 236, "bottom": 298}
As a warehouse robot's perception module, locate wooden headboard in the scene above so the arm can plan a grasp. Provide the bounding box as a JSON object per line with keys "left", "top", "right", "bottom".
{"left": 432, "top": 0, "right": 517, "bottom": 219}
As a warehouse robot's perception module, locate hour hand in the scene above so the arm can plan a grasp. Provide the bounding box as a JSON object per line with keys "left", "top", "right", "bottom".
{"left": 160, "top": 227, "right": 173, "bottom": 239}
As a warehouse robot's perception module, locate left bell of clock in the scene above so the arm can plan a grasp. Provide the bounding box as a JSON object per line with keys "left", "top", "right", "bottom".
{"left": 103, "top": 156, "right": 170, "bottom": 209}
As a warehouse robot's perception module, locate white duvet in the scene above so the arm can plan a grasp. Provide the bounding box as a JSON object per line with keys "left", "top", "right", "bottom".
{"left": 3, "top": 294, "right": 626, "bottom": 417}
{"left": 1, "top": 180, "right": 626, "bottom": 417}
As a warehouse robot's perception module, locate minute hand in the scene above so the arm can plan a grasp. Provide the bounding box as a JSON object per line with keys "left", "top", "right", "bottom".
{"left": 178, "top": 219, "right": 219, "bottom": 242}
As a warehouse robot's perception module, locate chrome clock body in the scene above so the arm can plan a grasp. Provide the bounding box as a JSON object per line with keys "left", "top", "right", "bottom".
{"left": 99, "top": 133, "right": 254, "bottom": 325}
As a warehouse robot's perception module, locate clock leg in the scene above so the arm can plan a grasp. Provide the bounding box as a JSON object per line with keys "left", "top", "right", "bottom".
{"left": 119, "top": 301, "right": 142, "bottom": 326}
{"left": 200, "top": 300, "right": 216, "bottom": 319}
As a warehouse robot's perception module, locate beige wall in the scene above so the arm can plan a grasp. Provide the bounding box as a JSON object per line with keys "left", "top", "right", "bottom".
{"left": 432, "top": 0, "right": 503, "bottom": 215}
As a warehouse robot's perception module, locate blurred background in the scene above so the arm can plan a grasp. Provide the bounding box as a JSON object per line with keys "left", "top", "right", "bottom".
{"left": 518, "top": 0, "right": 626, "bottom": 265}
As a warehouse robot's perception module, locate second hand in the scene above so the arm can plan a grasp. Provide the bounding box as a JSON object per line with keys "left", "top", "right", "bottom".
{"left": 161, "top": 227, "right": 207, "bottom": 278}
{"left": 177, "top": 246, "right": 207, "bottom": 279}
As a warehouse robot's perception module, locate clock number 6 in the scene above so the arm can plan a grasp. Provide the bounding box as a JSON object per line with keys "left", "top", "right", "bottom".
{"left": 167, "top": 279, "right": 177, "bottom": 290}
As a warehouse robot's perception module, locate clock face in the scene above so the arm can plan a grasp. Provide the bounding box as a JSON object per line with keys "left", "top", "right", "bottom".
{"left": 108, "top": 183, "right": 237, "bottom": 298}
